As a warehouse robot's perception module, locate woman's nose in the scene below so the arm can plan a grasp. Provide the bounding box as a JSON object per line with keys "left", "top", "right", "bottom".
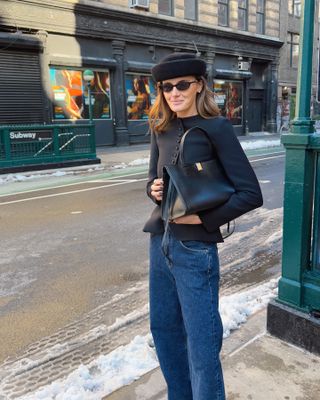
{"left": 171, "top": 87, "right": 180, "bottom": 96}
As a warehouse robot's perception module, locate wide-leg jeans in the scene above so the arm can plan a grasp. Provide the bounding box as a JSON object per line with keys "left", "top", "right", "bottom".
{"left": 149, "top": 231, "right": 225, "bottom": 400}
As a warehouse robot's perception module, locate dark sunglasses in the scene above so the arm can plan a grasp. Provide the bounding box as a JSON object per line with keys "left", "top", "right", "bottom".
{"left": 159, "top": 80, "right": 198, "bottom": 93}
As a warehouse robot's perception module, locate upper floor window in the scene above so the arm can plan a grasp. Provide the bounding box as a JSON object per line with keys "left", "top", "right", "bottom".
{"left": 256, "top": 0, "right": 265, "bottom": 34}
{"left": 159, "top": 0, "right": 174, "bottom": 16}
{"left": 185, "top": 0, "right": 197, "bottom": 20}
{"left": 218, "top": 0, "right": 229, "bottom": 27}
{"left": 289, "top": 0, "right": 301, "bottom": 17}
{"left": 287, "top": 33, "right": 300, "bottom": 68}
{"left": 238, "top": 0, "right": 248, "bottom": 31}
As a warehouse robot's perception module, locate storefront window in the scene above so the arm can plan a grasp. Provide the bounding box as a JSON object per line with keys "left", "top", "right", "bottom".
{"left": 126, "top": 74, "right": 157, "bottom": 120}
{"left": 50, "top": 68, "right": 111, "bottom": 120}
{"left": 213, "top": 80, "right": 243, "bottom": 125}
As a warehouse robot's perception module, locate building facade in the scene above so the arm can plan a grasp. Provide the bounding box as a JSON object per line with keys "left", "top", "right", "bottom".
{"left": 0, "top": 0, "right": 284, "bottom": 146}
{"left": 277, "top": 0, "right": 320, "bottom": 131}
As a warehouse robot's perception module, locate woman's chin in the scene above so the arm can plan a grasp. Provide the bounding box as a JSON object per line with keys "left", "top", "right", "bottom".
{"left": 169, "top": 104, "right": 186, "bottom": 113}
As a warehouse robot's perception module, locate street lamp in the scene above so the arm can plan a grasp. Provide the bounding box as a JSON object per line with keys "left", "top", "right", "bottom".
{"left": 83, "top": 69, "right": 94, "bottom": 123}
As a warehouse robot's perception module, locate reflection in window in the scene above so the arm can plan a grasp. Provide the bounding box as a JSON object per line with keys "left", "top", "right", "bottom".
{"left": 238, "top": 0, "right": 248, "bottom": 31}
{"left": 256, "top": 0, "right": 265, "bottom": 34}
{"left": 289, "top": 0, "right": 301, "bottom": 17}
{"left": 126, "top": 74, "right": 157, "bottom": 120}
{"left": 185, "top": 0, "right": 197, "bottom": 20}
{"left": 50, "top": 68, "right": 111, "bottom": 120}
{"left": 159, "top": 0, "right": 173, "bottom": 16}
{"left": 213, "top": 80, "right": 243, "bottom": 125}
{"left": 218, "top": 0, "right": 228, "bottom": 27}
{"left": 287, "top": 33, "right": 300, "bottom": 68}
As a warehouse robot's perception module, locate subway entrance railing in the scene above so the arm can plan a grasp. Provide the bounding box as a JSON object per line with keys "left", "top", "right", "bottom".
{"left": 277, "top": 132, "right": 320, "bottom": 315}
{"left": 0, "top": 123, "right": 99, "bottom": 172}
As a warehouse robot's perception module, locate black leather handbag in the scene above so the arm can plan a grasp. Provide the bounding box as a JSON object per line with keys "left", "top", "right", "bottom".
{"left": 161, "top": 126, "right": 236, "bottom": 238}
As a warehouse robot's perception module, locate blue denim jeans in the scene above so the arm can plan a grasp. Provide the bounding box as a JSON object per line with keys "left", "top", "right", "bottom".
{"left": 149, "top": 230, "right": 225, "bottom": 400}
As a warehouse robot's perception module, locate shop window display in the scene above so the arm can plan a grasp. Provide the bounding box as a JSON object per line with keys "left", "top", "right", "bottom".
{"left": 126, "top": 74, "right": 157, "bottom": 120}
{"left": 213, "top": 80, "right": 243, "bottom": 125}
{"left": 50, "top": 68, "right": 111, "bottom": 120}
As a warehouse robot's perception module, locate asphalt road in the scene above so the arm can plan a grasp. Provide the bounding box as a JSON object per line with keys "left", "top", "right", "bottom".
{"left": 0, "top": 152, "right": 285, "bottom": 364}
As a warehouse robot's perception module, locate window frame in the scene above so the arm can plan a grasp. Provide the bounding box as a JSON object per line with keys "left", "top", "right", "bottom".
{"left": 158, "top": 0, "right": 174, "bottom": 16}
{"left": 256, "top": 0, "right": 265, "bottom": 35}
{"left": 218, "top": 0, "right": 229, "bottom": 27}
{"left": 238, "top": 0, "right": 248, "bottom": 31}
{"left": 287, "top": 32, "right": 300, "bottom": 68}
{"left": 289, "top": 0, "right": 301, "bottom": 17}
{"left": 184, "top": 0, "right": 198, "bottom": 20}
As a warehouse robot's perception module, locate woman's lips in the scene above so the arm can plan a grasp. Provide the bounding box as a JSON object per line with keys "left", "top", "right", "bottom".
{"left": 170, "top": 101, "right": 184, "bottom": 106}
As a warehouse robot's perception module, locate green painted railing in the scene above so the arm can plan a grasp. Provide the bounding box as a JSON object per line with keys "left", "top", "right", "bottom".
{"left": 0, "top": 123, "right": 97, "bottom": 169}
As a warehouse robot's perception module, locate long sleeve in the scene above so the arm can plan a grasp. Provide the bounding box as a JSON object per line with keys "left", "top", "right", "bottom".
{"left": 146, "top": 132, "right": 161, "bottom": 205}
{"left": 198, "top": 118, "right": 263, "bottom": 232}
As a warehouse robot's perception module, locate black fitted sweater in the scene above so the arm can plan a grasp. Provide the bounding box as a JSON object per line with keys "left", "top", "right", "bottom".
{"left": 143, "top": 115, "right": 263, "bottom": 242}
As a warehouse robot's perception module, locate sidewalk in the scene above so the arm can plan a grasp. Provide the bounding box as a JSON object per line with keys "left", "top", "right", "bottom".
{"left": 0, "top": 132, "right": 281, "bottom": 182}
{"left": 104, "top": 308, "right": 320, "bottom": 400}
{"left": 95, "top": 132, "right": 281, "bottom": 171}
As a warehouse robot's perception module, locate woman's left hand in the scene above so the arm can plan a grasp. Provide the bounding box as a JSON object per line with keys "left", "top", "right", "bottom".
{"left": 172, "top": 214, "right": 202, "bottom": 225}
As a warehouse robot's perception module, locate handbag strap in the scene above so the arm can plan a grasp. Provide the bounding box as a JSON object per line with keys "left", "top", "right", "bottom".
{"left": 179, "top": 126, "right": 213, "bottom": 166}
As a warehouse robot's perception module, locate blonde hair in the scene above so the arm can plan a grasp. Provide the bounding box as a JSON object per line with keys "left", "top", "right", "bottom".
{"left": 148, "top": 76, "right": 220, "bottom": 133}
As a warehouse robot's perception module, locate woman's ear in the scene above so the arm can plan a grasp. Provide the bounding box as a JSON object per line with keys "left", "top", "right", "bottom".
{"left": 197, "top": 79, "right": 203, "bottom": 93}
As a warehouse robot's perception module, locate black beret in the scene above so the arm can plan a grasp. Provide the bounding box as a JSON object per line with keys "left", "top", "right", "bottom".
{"left": 151, "top": 52, "right": 206, "bottom": 82}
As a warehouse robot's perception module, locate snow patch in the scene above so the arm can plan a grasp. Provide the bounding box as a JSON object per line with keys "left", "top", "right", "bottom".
{"left": 17, "top": 335, "right": 158, "bottom": 400}
{"left": 220, "top": 278, "right": 279, "bottom": 338}
{"left": 16, "top": 278, "right": 278, "bottom": 400}
{"left": 111, "top": 157, "right": 149, "bottom": 169}
{"left": 241, "top": 139, "right": 281, "bottom": 150}
{"left": 111, "top": 163, "right": 127, "bottom": 170}
{"left": 0, "top": 171, "right": 71, "bottom": 185}
{"left": 128, "top": 157, "right": 150, "bottom": 166}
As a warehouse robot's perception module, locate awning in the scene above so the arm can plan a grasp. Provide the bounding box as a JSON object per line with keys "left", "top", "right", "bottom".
{"left": 213, "top": 68, "right": 252, "bottom": 80}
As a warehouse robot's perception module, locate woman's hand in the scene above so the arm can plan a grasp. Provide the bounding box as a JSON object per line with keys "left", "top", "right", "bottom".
{"left": 151, "top": 178, "right": 164, "bottom": 202}
{"left": 172, "top": 214, "right": 202, "bottom": 225}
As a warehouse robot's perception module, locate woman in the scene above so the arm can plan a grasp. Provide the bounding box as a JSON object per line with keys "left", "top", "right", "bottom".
{"left": 143, "top": 53, "right": 263, "bottom": 400}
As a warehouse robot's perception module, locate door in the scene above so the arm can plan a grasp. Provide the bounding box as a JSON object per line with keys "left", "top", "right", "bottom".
{"left": 248, "top": 89, "right": 264, "bottom": 132}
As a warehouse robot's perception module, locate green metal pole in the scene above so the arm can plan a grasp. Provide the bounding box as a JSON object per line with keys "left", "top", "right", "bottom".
{"left": 88, "top": 84, "right": 93, "bottom": 123}
{"left": 291, "top": 0, "right": 316, "bottom": 134}
{"left": 278, "top": 0, "right": 318, "bottom": 311}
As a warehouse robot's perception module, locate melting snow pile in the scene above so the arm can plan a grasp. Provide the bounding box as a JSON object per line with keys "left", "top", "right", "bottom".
{"left": 0, "top": 171, "right": 69, "bottom": 185}
{"left": 17, "top": 278, "right": 279, "bottom": 400}
{"left": 241, "top": 139, "right": 281, "bottom": 150}
{"left": 220, "top": 278, "right": 278, "bottom": 338}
